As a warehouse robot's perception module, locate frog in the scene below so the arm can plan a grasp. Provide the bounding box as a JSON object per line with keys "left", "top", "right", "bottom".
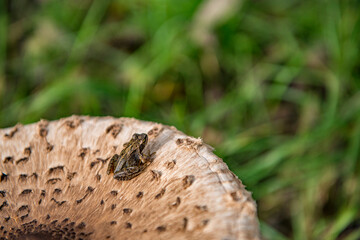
{"left": 107, "top": 133, "right": 154, "bottom": 181}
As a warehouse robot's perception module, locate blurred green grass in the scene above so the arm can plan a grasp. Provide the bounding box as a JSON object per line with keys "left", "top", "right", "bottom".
{"left": 1, "top": 0, "right": 360, "bottom": 239}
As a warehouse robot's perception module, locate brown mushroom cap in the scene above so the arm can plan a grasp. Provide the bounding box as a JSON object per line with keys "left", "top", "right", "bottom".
{"left": 0, "top": 116, "right": 259, "bottom": 240}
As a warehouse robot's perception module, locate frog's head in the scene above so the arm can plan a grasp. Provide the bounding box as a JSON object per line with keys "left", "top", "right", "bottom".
{"left": 132, "top": 133, "right": 148, "bottom": 151}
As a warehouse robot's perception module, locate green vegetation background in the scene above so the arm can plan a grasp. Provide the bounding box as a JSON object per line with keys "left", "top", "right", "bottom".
{"left": 1, "top": 0, "right": 360, "bottom": 239}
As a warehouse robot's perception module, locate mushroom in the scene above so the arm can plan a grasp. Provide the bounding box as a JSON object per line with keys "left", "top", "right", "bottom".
{"left": 0, "top": 116, "right": 259, "bottom": 240}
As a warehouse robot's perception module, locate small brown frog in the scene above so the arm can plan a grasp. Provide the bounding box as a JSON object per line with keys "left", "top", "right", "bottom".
{"left": 107, "top": 133, "right": 154, "bottom": 180}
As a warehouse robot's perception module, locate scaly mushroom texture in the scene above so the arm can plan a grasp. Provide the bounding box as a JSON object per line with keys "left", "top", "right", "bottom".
{"left": 0, "top": 116, "right": 259, "bottom": 240}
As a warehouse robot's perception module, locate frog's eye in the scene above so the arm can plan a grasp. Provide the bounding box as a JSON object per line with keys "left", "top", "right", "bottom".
{"left": 132, "top": 134, "right": 138, "bottom": 140}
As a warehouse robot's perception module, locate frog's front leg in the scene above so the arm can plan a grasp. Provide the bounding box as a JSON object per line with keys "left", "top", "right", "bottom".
{"left": 107, "top": 154, "right": 120, "bottom": 175}
{"left": 138, "top": 150, "right": 156, "bottom": 164}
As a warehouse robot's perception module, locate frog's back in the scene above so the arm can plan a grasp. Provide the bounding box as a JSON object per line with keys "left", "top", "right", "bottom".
{"left": 119, "top": 140, "right": 140, "bottom": 159}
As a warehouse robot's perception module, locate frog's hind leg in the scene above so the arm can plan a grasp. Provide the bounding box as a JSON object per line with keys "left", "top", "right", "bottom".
{"left": 114, "top": 166, "right": 141, "bottom": 181}
{"left": 113, "top": 157, "right": 127, "bottom": 175}
{"left": 125, "top": 166, "right": 141, "bottom": 174}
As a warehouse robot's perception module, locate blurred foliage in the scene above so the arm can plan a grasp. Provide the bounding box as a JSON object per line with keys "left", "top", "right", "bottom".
{"left": 1, "top": 0, "right": 360, "bottom": 239}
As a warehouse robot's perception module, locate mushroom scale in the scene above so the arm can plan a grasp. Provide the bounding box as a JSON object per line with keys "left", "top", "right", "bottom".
{"left": 0, "top": 116, "right": 260, "bottom": 240}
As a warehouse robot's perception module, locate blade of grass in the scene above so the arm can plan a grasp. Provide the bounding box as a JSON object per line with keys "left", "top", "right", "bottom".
{"left": 0, "top": 0, "right": 7, "bottom": 97}
{"left": 260, "top": 221, "right": 289, "bottom": 240}
{"left": 66, "top": 0, "right": 112, "bottom": 67}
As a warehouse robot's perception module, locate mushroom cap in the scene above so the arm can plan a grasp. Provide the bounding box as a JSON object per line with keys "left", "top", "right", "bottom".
{"left": 0, "top": 116, "right": 259, "bottom": 240}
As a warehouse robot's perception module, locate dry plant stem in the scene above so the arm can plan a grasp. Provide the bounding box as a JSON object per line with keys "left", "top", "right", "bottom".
{"left": 0, "top": 116, "right": 260, "bottom": 240}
